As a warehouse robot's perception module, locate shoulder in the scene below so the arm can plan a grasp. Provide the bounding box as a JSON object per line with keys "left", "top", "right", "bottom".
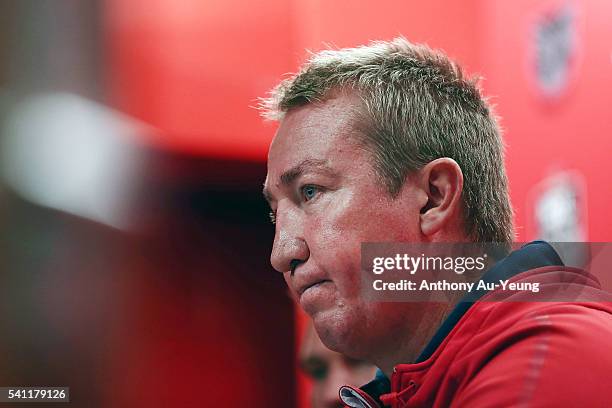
{"left": 451, "top": 301, "right": 612, "bottom": 407}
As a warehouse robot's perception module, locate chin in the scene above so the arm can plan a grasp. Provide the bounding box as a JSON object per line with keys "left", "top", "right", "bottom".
{"left": 311, "top": 305, "right": 370, "bottom": 360}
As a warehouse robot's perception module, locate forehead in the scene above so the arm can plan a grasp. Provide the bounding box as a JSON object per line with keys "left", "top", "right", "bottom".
{"left": 267, "top": 93, "right": 365, "bottom": 176}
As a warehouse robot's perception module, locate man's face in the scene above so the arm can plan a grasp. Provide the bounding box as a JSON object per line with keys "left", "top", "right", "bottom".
{"left": 264, "top": 93, "right": 425, "bottom": 357}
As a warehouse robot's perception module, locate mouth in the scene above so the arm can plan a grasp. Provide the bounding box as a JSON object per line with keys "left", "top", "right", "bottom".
{"left": 298, "top": 279, "right": 332, "bottom": 298}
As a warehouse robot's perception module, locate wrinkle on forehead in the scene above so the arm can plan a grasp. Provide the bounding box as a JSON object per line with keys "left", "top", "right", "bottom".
{"left": 269, "top": 93, "right": 367, "bottom": 159}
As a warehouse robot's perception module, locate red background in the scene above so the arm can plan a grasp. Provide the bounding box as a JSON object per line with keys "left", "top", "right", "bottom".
{"left": 104, "top": 1, "right": 612, "bottom": 406}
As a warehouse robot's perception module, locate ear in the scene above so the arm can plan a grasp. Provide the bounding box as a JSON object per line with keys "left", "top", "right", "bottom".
{"left": 417, "top": 158, "right": 464, "bottom": 237}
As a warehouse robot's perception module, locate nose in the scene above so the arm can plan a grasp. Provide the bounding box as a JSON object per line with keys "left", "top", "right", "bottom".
{"left": 270, "top": 204, "right": 309, "bottom": 273}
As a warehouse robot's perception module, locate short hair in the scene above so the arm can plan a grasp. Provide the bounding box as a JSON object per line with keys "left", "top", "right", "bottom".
{"left": 260, "top": 37, "right": 514, "bottom": 244}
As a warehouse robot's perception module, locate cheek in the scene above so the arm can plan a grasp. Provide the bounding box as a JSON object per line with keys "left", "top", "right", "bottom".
{"left": 314, "top": 192, "right": 366, "bottom": 241}
{"left": 316, "top": 193, "right": 394, "bottom": 246}
{"left": 305, "top": 190, "right": 414, "bottom": 297}
{"left": 305, "top": 220, "right": 365, "bottom": 298}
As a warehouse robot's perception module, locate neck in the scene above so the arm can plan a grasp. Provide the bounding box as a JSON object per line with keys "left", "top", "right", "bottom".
{"left": 375, "top": 301, "right": 452, "bottom": 378}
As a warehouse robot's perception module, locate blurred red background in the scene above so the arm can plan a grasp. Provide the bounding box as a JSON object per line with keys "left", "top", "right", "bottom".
{"left": 105, "top": 2, "right": 612, "bottom": 404}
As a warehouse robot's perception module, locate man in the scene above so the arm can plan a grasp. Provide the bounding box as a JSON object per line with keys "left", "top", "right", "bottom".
{"left": 300, "top": 320, "right": 378, "bottom": 408}
{"left": 261, "top": 38, "right": 612, "bottom": 407}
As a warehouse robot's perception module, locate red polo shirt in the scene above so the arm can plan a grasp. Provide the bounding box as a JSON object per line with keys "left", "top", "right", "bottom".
{"left": 341, "top": 242, "right": 612, "bottom": 407}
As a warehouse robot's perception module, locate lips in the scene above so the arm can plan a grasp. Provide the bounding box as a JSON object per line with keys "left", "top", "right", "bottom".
{"left": 299, "top": 279, "right": 332, "bottom": 297}
{"left": 293, "top": 268, "right": 332, "bottom": 298}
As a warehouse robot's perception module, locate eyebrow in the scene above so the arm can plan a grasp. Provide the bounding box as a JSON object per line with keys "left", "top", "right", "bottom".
{"left": 262, "top": 159, "right": 334, "bottom": 204}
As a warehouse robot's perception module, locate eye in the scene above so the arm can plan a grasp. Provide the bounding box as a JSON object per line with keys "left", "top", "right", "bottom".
{"left": 301, "top": 359, "right": 328, "bottom": 381}
{"left": 301, "top": 185, "right": 320, "bottom": 202}
{"left": 268, "top": 210, "right": 276, "bottom": 225}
